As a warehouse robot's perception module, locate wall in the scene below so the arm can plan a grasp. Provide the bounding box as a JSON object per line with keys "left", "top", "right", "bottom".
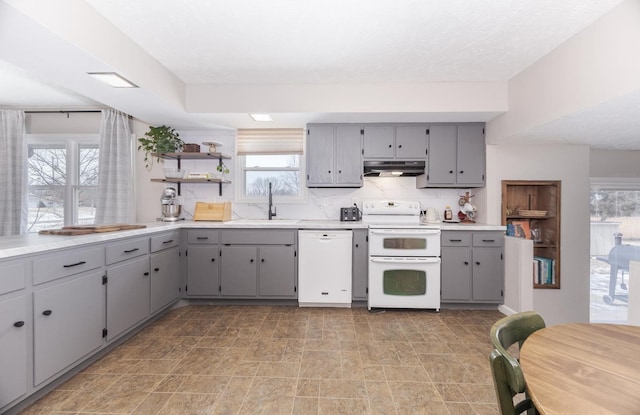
{"left": 590, "top": 150, "right": 640, "bottom": 178}
{"left": 135, "top": 129, "right": 473, "bottom": 222}
{"left": 486, "top": 144, "right": 591, "bottom": 326}
{"left": 25, "top": 112, "right": 101, "bottom": 134}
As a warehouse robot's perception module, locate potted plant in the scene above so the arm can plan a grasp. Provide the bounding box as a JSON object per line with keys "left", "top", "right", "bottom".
{"left": 137, "top": 125, "right": 184, "bottom": 169}
{"left": 216, "top": 162, "right": 230, "bottom": 177}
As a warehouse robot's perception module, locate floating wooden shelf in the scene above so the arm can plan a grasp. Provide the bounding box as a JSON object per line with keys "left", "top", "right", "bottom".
{"left": 150, "top": 152, "right": 231, "bottom": 196}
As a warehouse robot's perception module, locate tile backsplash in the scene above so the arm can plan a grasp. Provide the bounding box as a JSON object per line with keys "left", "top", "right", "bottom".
{"left": 168, "top": 131, "right": 468, "bottom": 222}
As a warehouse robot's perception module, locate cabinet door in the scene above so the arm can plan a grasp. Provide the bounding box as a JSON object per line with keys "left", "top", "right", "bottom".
{"left": 106, "top": 256, "right": 150, "bottom": 341}
{"left": 34, "top": 272, "right": 104, "bottom": 385}
{"left": 352, "top": 229, "right": 368, "bottom": 300}
{"left": 150, "top": 246, "right": 181, "bottom": 314}
{"left": 0, "top": 295, "right": 27, "bottom": 407}
{"left": 472, "top": 247, "right": 503, "bottom": 302}
{"left": 258, "top": 246, "right": 296, "bottom": 297}
{"left": 335, "top": 125, "right": 363, "bottom": 186}
{"left": 220, "top": 246, "right": 258, "bottom": 297}
{"left": 395, "top": 125, "right": 428, "bottom": 159}
{"left": 307, "top": 125, "right": 335, "bottom": 185}
{"left": 426, "top": 125, "right": 457, "bottom": 184}
{"left": 186, "top": 245, "right": 220, "bottom": 296}
{"left": 456, "top": 124, "right": 485, "bottom": 186}
{"left": 363, "top": 125, "right": 394, "bottom": 158}
{"left": 440, "top": 247, "right": 472, "bottom": 301}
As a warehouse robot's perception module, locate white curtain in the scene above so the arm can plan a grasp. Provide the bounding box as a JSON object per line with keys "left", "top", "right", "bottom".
{"left": 0, "top": 110, "right": 27, "bottom": 236}
{"left": 95, "top": 109, "right": 133, "bottom": 224}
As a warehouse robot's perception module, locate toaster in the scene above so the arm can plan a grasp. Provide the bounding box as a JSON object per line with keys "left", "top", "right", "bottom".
{"left": 340, "top": 206, "right": 361, "bottom": 222}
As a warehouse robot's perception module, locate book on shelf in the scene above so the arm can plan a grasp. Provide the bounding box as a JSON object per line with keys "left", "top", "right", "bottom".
{"left": 511, "top": 220, "right": 531, "bottom": 239}
{"left": 533, "top": 256, "right": 556, "bottom": 285}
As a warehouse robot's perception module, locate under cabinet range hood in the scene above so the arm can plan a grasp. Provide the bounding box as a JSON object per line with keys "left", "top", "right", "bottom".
{"left": 363, "top": 160, "right": 426, "bottom": 177}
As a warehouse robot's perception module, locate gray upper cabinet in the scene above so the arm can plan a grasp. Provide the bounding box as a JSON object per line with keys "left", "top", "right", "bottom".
{"left": 417, "top": 123, "right": 485, "bottom": 188}
{"left": 363, "top": 125, "right": 427, "bottom": 160}
{"left": 307, "top": 124, "right": 363, "bottom": 187}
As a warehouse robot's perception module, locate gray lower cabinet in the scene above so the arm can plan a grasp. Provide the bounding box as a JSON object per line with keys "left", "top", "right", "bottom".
{"left": 220, "top": 230, "right": 297, "bottom": 298}
{"left": 186, "top": 230, "right": 220, "bottom": 297}
{"left": 150, "top": 245, "right": 181, "bottom": 313}
{"left": 33, "top": 271, "right": 105, "bottom": 385}
{"left": 307, "top": 124, "right": 363, "bottom": 187}
{"left": 106, "top": 256, "right": 150, "bottom": 341}
{"left": 417, "top": 123, "right": 485, "bottom": 188}
{"left": 352, "top": 229, "right": 368, "bottom": 300}
{"left": 150, "top": 232, "right": 181, "bottom": 314}
{"left": 441, "top": 231, "right": 503, "bottom": 304}
{"left": 0, "top": 294, "right": 28, "bottom": 408}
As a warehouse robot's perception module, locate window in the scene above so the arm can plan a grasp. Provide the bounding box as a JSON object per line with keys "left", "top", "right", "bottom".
{"left": 27, "top": 135, "right": 99, "bottom": 232}
{"left": 236, "top": 129, "right": 305, "bottom": 202}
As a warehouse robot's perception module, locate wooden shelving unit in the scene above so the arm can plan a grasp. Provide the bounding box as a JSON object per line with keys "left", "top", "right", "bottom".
{"left": 501, "top": 180, "right": 561, "bottom": 289}
{"left": 151, "top": 152, "right": 231, "bottom": 196}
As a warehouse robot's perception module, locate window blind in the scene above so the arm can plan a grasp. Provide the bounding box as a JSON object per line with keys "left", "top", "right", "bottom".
{"left": 236, "top": 128, "right": 304, "bottom": 155}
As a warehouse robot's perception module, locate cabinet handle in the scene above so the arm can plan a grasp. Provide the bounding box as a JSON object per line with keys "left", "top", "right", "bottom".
{"left": 338, "top": 170, "right": 342, "bottom": 173}
{"left": 398, "top": 145, "right": 402, "bottom": 148}
{"left": 211, "top": 258, "right": 216, "bottom": 262}
{"left": 482, "top": 239, "right": 495, "bottom": 243}
{"left": 13, "top": 321, "right": 25, "bottom": 328}
{"left": 261, "top": 258, "right": 265, "bottom": 263}
{"left": 154, "top": 267, "right": 160, "bottom": 272}
{"left": 475, "top": 261, "right": 480, "bottom": 266}
{"left": 144, "top": 272, "right": 149, "bottom": 276}
{"left": 197, "top": 237, "right": 209, "bottom": 240}
{"left": 388, "top": 144, "right": 392, "bottom": 148}
{"left": 328, "top": 170, "right": 331, "bottom": 173}
{"left": 162, "top": 239, "right": 174, "bottom": 244}
{"left": 464, "top": 261, "right": 469, "bottom": 265}
{"left": 459, "top": 170, "right": 464, "bottom": 174}
{"left": 63, "top": 261, "right": 86, "bottom": 268}
{"left": 42, "top": 310, "right": 52, "bottom": 316}
{"left": 355, "top": 244, "right": 359, "bottom": 248}
{"left": 250, "top": 259, "right": 254, "bottom": 263}
{"left": 450, "top": 239, "right": 462, "bottom": 242}
{"left": 124, "top": 248, "right": 139, "bottom": 253}
{"left": 449, "top": 170, "right": 453, "bottom": 174}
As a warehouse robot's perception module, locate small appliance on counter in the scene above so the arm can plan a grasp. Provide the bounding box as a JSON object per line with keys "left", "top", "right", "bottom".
{"left": 159, "top": 187, "right": 183, "bottom": 222}
{"left": 340, "top": 204, "right": 361, "bottom": 222}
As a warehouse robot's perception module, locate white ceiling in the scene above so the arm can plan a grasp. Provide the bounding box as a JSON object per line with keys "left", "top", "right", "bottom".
{"left": 2, "top": 0, "right": 636, "bottom": 148}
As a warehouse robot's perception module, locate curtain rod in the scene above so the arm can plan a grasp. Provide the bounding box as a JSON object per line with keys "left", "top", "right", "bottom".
{"left": 25, "top": 110, "right": 102, "bottom": 114}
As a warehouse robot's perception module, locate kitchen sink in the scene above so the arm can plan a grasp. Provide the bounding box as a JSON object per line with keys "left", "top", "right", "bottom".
{"left": 229, "top": 219, "right": 299, "bottom": 226}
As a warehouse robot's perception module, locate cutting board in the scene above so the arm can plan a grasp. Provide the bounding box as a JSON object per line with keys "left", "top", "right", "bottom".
{"left": 40, "top": 224, "right": 147, "bottom": 235}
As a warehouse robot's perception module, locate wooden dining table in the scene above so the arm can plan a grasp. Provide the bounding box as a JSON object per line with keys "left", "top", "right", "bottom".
{"left": 520, "top": 323, "right": 640, "bottom": 415}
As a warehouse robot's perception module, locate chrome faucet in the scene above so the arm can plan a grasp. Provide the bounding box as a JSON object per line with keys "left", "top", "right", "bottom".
{"left": 268, "top": 182, "right": 276, "bottom": 220}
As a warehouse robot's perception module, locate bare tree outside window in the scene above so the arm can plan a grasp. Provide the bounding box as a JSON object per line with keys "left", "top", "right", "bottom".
{"left": 244, "top": 155, "right": 300, "bottom": 197}
{"left": 27, "top": 141, "right": 99, "bottom": 232}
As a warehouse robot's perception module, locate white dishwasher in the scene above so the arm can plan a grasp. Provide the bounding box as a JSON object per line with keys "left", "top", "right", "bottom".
{"left": 298, "top": 230, "right": 353, "bottom": 307}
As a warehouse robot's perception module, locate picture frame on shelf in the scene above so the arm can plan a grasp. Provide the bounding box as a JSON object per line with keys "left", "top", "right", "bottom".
{"left": 511, "top": 220, "right": 530, "bottom": 239}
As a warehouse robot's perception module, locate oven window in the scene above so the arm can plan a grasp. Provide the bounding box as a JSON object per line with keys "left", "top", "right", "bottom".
{"left": 383, "top": 238, "right": 427, "bottom": 250}
{"left": 383, "top": 270, "right": 427, "bottom": 296}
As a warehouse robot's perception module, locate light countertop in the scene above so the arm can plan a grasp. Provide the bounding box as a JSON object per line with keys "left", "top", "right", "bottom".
{"left": 0, "top": 220, "right": 504, "bottom": 260}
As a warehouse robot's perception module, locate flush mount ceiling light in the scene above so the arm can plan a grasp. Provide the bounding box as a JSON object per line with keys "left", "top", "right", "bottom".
{"left": 87, "top": 72, "right": 138, "bottom": 88}
{"left": 249, "top": 113, "right": 273, "bottom": 122}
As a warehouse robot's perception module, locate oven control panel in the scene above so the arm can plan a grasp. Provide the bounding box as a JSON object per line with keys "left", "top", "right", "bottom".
{"left": 362, "top": 200, "right": 421, "bottom": 216}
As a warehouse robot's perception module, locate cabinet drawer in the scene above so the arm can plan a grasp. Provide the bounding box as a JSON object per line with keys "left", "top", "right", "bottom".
{"left": 105, "top": 237, "right": 149, "bottom": 265}
{"left": 150, "top": 231, "right": 180, "bottom": 252}
{"left": 221, "top": 230, "right": 295, "bottom": 245}
{"left": 0, "top": 261, "right": 27, "bottom": 295}
{"left": 441, "top": 232, "right": 471, "bottom": 247}
{"left": 187, "top": 230, "right": 220, "bottom": 244}
{"left": 472, "top": 233, "right": 503, "bottom": 247}
{"left": 33, "top": 247, "right": 104, "bottom": 285}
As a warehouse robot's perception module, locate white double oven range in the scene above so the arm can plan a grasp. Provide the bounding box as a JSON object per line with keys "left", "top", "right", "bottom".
{"left": 363, "top": 200, "right": 441, "bottom": 311}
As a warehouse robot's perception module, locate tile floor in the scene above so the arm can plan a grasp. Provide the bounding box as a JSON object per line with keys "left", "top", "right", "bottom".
{"left": 20, "top": 305, "right": 504, "bottom": 415}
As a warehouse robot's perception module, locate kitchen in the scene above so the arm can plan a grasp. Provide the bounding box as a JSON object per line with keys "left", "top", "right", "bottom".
{"left": 1, "top": 1, "right": 640, "bottom": 414}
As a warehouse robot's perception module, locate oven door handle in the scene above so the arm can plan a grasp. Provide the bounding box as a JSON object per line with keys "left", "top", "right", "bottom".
{"left": 369, "top": 257, "right": 441, "bottom": 264}
{"left": 369, "top": 229, "right": 441, "bottom": 235}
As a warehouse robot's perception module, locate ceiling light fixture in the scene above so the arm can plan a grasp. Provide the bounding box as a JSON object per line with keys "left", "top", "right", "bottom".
{"left": 249, "top": 113, "right": 273, "bottom": 122}
{"left": 87, "top": 72, "right": 138, "bottom": 88}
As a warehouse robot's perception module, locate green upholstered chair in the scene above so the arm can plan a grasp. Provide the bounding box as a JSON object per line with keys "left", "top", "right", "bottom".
{"left": 489, "top": 311, "right": 546, "bottom": 415}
